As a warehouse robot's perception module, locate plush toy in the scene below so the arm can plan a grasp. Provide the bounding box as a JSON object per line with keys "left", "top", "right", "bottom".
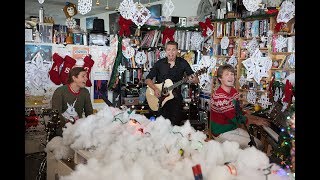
{"left": 63, "top": 2, "right": 78, "bottom": 18}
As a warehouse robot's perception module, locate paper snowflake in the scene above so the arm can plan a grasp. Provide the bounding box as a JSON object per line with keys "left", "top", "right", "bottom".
{"left": 191, "top": 32, "right": 204, "bottom": 50}
{"left": 78, "top": 0, "right": 92, "bottom": 15}
{"left": 119, "top": 0, "right": 136, "bottom": 20}
{"left": 131, "top": 3, "right": 151, "bottom": 27}
{"left": 277, "top": 0, "right": 295, "bottom": 23}
{"left": 135, "top": 51, "right": 147, "bottom": 65}
{"left": 66, "top": 18, "right": 76, "bottom": 29}
{"left": 198, "top": 55, "right": 216, "bottom": 74}
{"left": 239, "top": 75, "right": 246, "bottom": 88}
{"left": 246, "top": 37, "right": 259, "bottom": 56}
{"left": 220, "top": 36, "right": 229, "bottom": 49}
{"left": 243, "top": 0, "right": 262, "bottom": 12}
{"left": 258, "top": 94, "right": 272, "bottom": 109}
{"left": 118, "top": 64, "right": 127, "bottom": 75}
{"left": 273, "top": 87, "right": 283, "bottom": 102}
{"left": 275, "top": 35, "right": 288, "bottom": 51}
{"left": 242, "top": 49, "right": 272, "bottom": 83}
{"left": 227, "top": 55, "right": 237, "bottom": 68}
{"left": 25, "top": 51, "right": 52, "bottom": 92}
{"left": 162, "top": 0, "right": 174, "bottom": 17}
{"left": 246, "top": 90, "right": 257, "bottom": 104}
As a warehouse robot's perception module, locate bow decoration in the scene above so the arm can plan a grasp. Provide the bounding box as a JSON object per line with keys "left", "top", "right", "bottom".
{"left": 118, "top": 15, "right": 133, "bottom": 37}
{"left": 199, "top": 18, "right": 214, "bottom": 37}
{"left": 162, "top": 27, "right": 175, "bottom": 45}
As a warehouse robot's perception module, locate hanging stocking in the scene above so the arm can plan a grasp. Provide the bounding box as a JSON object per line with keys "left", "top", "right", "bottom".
{"left": 60, "top": 55, "right": 76, "bottom": 85}
{"left": 83, "top": 55, "right": 95, "bottom": 87}
{"left": 49, "top": 53, "right": 64, "bottom": 85}
{"left": 282, "top": 79, "right": 293, "bottom": 104}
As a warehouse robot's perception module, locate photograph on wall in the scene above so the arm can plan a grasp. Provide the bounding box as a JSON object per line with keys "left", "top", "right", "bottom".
{"left": 25, "top": 44, "right": 57, "bottom": 106}
{"left": 93, "top": 80, "right": 108, "bottom": 103}
{"left": 109, "top": 12, "right": 120, "bottom": 34}
{"left": 86, "top": 17, "right": 98, "bottom": 30}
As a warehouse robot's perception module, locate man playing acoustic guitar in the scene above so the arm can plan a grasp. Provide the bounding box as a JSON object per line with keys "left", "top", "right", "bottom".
{"left": 145, "top": 41, "right": 199, "bottom": 126}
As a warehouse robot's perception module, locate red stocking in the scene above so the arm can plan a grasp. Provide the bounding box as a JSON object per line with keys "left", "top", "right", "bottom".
{"left": 60, "top": 55, "right": 76, "bottom": 85}
{"left": 49, "top": 53, "right": 64, "bottom": 85}
{"left": 83, "top": 55, "right": 95, "bottom": 87}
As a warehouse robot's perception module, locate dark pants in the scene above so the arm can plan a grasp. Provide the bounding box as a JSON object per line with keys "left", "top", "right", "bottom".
{"left": 159, "top": 94, "right": 183, "bottom": 126}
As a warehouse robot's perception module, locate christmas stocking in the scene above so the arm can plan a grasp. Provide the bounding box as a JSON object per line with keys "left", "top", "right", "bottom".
{"left": 60, "top": 55, "right": 76, "bottom": 85}
{"left": 49, "top": 53, "right": 64, "bottom": 85}
{"left": 83, "top": 55, "right": 95, "bottom": 87}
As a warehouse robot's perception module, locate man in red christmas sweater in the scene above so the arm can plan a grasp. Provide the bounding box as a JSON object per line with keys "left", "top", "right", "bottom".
{"left": 210, "top": 64, "right": 269, "bottom": 150}
{"left": 51, "top": 67, "right": 93, "bottom": 136}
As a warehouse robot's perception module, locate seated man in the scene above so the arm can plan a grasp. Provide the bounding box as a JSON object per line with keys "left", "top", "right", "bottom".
{"left": 209, "top": 64, "right": 269, "bottom": 150}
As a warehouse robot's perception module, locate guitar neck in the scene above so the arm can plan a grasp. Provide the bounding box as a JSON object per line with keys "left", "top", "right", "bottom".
{"left": 167, "top": 78, "right": 188, "bottom": 91}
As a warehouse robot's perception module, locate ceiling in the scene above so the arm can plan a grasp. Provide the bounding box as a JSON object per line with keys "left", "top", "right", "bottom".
{"left": 25, "top": 0, "right": 160, "bottom": 25}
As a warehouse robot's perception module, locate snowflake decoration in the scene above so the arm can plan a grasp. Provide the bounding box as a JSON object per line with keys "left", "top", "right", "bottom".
{"left": 247, "top": 90, "right": 257, "bottom": 104}
{"left": 66, "top": 18, "right": 76, "bottom": 29}
{"left": 162, "top": 0, "right": 174, "bottom": 17}
{"left": 123, "top": 46, "right": 135, "bottom": 59}
{"left": 243, "top": 0, "right": 262, "bottom": 12}
{"left": 251, "top": 20, "right": 260, "bottom": 37}
{"left": 227, "top": 55, "right": 237, "bottom": 68}
{"left": 199, "top": 73, "right": 211, "bottom": 91}
{"left": 277, "top": 0, "right": 295, "bottom": 23}
{"left": 160, "top": 50, "right": 166, "bottom": 59}
{"left": 119, "top": 0, "right": 136, "bottom": 20}
{"left": 77, "top": 0, "right": 92, "bottom": 15}
{"left": 25, "top": 51, "right": 52, "bottom": 92}
{"left": 131, "top": 2, "right": 151, "bottom": 27}
{"left": 220, "top": 36, "right": 229, "bottom": 49}
{"left": 246, "top": 37, "right": 259, "bottom": 56}
{"left": 190, "top": 32, "right": 204, "bottom": 50}
{"left": 242, "top": 49, "right": 272, "bottom": 83}
{"left": 273, "top": 87, "right": 283, "bottom": 102}
{"left": 118, "top": 64, "right": 127, "bottom": 75}
{"left": 288, "top": 54, "right": 295, "bottom": 69}
{"left": 198, "top": 55, "right": 216, "bottom": 74}
{"left": 275, "top": 35, "right": 288, "bottom": 51}
{"left": 258, "top": 94, "right": 272, "bottom": 109}
{"left": 135, "top": 51, "right": 147, "bottom": 65}
{"left": 239, "top": 75, "right": 246, "bottom": 88}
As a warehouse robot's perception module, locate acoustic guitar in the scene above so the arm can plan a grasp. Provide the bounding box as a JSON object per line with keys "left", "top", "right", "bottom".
{"left": 146, "top": 67, "right": 208, "bottom": 111}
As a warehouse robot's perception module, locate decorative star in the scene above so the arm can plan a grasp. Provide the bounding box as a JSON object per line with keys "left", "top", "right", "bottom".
{"left": 242, "top": 49, "right": 272, "bottom": 83}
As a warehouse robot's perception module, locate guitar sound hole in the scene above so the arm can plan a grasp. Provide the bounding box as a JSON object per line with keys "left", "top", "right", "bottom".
{"left": 162, "top": 88, "right": 169, "bottom": 96}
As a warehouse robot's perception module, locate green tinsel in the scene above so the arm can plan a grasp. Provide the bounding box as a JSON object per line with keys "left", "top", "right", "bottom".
{"left": 108, "top": 36, "right": 123, "bottom": 90}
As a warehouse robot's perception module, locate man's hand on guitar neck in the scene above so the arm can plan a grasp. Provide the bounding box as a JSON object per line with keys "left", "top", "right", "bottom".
{"left": 187, "top": 74, "right": 199, "bottom": 84}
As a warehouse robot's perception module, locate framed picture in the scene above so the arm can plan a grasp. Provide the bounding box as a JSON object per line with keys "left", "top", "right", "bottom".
{"left": 86, "top": 17, "right": 98, "bottom": 30}
{"left": 93, "top": 80, "right": 108, "bottom": 103}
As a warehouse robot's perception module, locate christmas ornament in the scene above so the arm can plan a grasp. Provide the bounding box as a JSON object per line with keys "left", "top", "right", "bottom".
{"left": 277, "top": 0, "right": 295, "bottom": 23}
{"left": 49, "top": 53, "right": 64, "bottom": 85}
{"left": 119, "top": 0, "right": 136, "bottom": 20}
{"left": 162, "top": 27, "right": 175, "bottom": 45}
{"left": 60, "top": 55, "right": 76, "bottom": 85}
{"left": 77, "top": 0, "right": 92, "bottom": 15}
{"left": 199, "top": 18, "right": 214, "bottom": 37}
{"left": 118, "top": 15, "right": 133, "bottom": 37}
{"left": 135, "top": 51, "right": 147, "bottom": 65}
{"left": 83, "top": 55, "right": 95, "bottom": 87}
{"left": 220, "top": 36, "right": 229, "bottom": 49}
{"left": 131, "top": 2, "right": 151, "bottom": 27}
{"left": 162, "top": 0, "right": 174, "bottom": 17}
{"left": 243, "top": 0, "right": 262, "bottom": 12}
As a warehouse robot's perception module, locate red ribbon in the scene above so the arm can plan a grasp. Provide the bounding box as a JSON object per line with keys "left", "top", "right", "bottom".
{"left": 162, "top": 27, "right": 175, "bottom": 45}
{"left": 199, "top": 18, "right": 214, "bottom": 37}
{"left": 118, "top": 16, "right": 133, "bottom": 37}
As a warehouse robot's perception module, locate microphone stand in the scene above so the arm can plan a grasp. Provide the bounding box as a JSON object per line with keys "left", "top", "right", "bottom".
{"left": 234, "top": 100, "right": 257, "bottom": 148}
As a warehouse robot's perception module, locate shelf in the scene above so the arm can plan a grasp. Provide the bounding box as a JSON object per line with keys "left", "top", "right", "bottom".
{"left": 270, "top": 52, "right": 294, "bottom": 55}
{"left": 274, "top": 32, "right": 295, "bottom": 36}
{"left": 216, "top": 36, "right": 240, "bottom": 39}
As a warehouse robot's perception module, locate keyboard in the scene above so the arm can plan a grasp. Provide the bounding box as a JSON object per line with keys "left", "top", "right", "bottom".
{"left": 263, "top": 126, "right": 279, "bottom": 142}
